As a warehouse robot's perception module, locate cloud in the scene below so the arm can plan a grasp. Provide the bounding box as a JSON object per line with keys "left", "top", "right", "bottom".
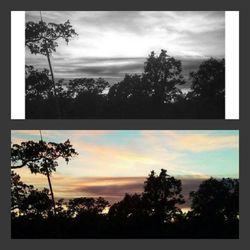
{"left": 75, "top": 183, "right": 143, "bottom": 198}
{"left": 26, "top": 55, "right": 202, "bottom": 84}
{"left": 12, "top": 167, "right": 207, "bottom": 207}
{"left": 11, "top": 130, "right": 239, "bottom": 181}
{"left": 55, "top": 61, "right": 144, "bottom": 77}
{"left": 168, "top": 132, "right": 238, "bottom": 152}
{"left": 25, "top": 11, "right": 225, "bottom": 79}
{"left": 141, "top": 131, "right": 239, "bottom": 153}
{"left": 11, "top": 130, "right": 238, "bottom": 209}
{"left": 11, "top": 130, "right": 113, "bottom": 141}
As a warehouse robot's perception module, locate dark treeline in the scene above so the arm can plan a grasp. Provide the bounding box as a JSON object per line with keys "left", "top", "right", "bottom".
{"left": 11, "top": 169, "right": 239, "bottom": 239}
{"left": 26, "top": 50, "right": 225, "bottom": 119}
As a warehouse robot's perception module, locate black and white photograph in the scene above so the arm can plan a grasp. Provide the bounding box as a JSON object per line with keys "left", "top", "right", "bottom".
{"left": 25, "top": 11, "right": 226, "bottom": 119}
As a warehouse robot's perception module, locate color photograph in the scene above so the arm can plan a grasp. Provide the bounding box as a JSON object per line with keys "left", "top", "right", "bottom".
{"left": 25, "top": 11, "right": 225, "bottom": 119}
{"left": 11, "top": 130, "right": 239, "bottom": 238}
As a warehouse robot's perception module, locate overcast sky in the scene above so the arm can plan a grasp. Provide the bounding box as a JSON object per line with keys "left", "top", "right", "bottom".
{"left": 12, "top": 130, "right": 238, "bottom": 208}
{"left": 25, "top": 11, "right": 225, "bottom": 84}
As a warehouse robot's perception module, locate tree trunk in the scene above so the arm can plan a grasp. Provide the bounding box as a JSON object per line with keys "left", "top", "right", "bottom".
{"left": 45, "top": 168, "right": 56, "bottom": 214}
{"left": 46, "top": 52, "right": 61, "bottom": 118}
{"left": 39, "top": 11, "right": 61, "bottom": 118}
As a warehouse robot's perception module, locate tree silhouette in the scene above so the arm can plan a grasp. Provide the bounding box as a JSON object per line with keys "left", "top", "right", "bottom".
{"left": 142, "top": 169, "right": 185, "bottom": 224}
{"left": 68, "top": 197, "right": 109, "bottom": 217}
{"left": 66, "top": 78, "right": 109, "bottom": 117}
{"left": 25, "top": 65, "right": 53, "bottom": 101}
{"left": 108, "top": 193, "right": 145, "bottom": 224}
{"left": 11, "top": 171, "right": 33, "bottom": 216}
{"left": 11, "top": 139, "right": 78, "bottom": 212}
{"left": 11, "top": 139, "right": 77, "bottom": 172}
{"left": 11, "top": 171, "right": 52, "bottom": 218}
{"left": 25, "top": 67, "right": 71, "bottom": 118}
{"left": 184, "top": 177, "right": 239, "bottom": 238}
{"left": 68, "top": 78, "right": 109, "bottom": 98}
{"left": 25, "top": 50, "right": 226, "bottom": 119}
{"left": 19, "top": 188, "right": 53, "bottom": 218}
{"left": 143, "top": 50, "right": 185, "bottom": 105}
{"left": 11, "top": 169, "right": 239, "bottom": 238}
{"left": 186, "top": 58, "right": 225, "bottom": 117}
{"left": 25, "top": 16, "right": 78, "bottom": 117}
{"left": 107, "top": 50, "right": 186, "bottom": 118}
{"left": 189, "top": 177, "right": 239, "bottom": 221}
{"left": 108, "top": 169, "right": 185, "bottom": 230}
{"left": 190, "top": 58, "right": 225, "bottom": 98}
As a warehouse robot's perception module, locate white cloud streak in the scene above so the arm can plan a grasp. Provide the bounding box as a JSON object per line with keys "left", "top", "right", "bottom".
{"left": 25, "top": 11, "right": 225, "bottom": 79}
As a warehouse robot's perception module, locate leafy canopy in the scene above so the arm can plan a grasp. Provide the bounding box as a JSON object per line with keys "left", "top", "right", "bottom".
{"left": 26, "top": 20, "right": 78, "bottom": 55}
{"left": 11, "top": 139, "right": 78, "bottom": 175}
{"left": 190, "top": 177, "right": 239, "bottom": 221}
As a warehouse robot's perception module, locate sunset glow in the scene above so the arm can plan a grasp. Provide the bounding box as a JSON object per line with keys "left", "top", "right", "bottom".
{"left": 11, "top": 130, "right": 239, "bottom": 209}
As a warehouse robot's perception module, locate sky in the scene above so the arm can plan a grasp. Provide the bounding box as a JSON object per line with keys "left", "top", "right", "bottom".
{"left": 11, "top": 130, "right": 238, "bottom": 209}
{"left": 25, "top": 11, "right": 225, "bottom": 89}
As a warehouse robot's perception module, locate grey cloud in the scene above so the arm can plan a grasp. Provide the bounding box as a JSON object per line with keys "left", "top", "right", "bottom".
{"left": 75, "top": 183, "right": 144, "bottom": 197}
{"left": 178, "top": 30, "right": 225, "bottom": 57}
{"left": 60, "top": 177, "right": 205, "bottom": 206}
{"left": 179, "top": 178, "right": 205, "bottom": 207}
{"left": 26, "top": 55, "right": 204, "bottom": 89}
{"left": 77, "top": 11, "right": 150, "bottom": 35}
{"left": 68, "top": 63, "right": 144, "bottom": 77}
{"left": 25, "top": 11, "right": 224, "bottom": 79}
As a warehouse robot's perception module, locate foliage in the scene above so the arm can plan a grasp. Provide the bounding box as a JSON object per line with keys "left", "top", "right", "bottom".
{"left": 108, "top": 193, "right": 146, "bottom": 223}
{"left": 11, "top": 171, "right": 52, "bottom": 218}
{"left": 68, "top": 197, "right": 109, "bottom": 217}
{"left": 68, "top": 78, "right": 109, "bottom": 98}
{"left": 142, "top": 169, "right": 185, "bottom": 223}
{"left": 143, "top": 50, "right": 185, "bottom": 104}
{"left": 11, "top": 171, "right": 33, "bottom": 213}
{"left": 190, "top": 58, "right": 225, "bottom": 99}
{"left": 25, "top": 51, "right": 225, "bottom": 119}
{"left": 11, "top": 139, "right": 78, "bottom": 175}
{"left": 26, "top": 65, "right": 53, "bottom": 101}
{"left": 11, "top": 170, "right": 238, "bottom": 238}
{"left": 189, "top": 177, "right": 239, "bottom": 221}
{"left": 25, "top": 20, "right": 77, "bottom": 55}
{"left": 184, "top": 58, "right": 225, "bottom": 117}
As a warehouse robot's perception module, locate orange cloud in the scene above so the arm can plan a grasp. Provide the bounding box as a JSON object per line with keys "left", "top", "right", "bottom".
{"left": 12, "top": 167, "right": 207, "bottom": 207}
{"left": 11, "top": 130, "right": 239, "bottom": 181}
{"left": 141, "top": 130, "right": 239, "bottom": 152}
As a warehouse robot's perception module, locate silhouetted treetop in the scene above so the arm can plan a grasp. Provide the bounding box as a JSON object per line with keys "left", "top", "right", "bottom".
{"left": 108, "top": 169, "right": 185, "bottom": 225}
{"left": 108, "top": 51, "right": 186, "bottom": 110}
{"left": 11, "top": 171, "right": 34, "bottom": 213}
{"left": 68, "top": 197, "right": 110, "bottom": 217}
{"left": 26, "top": 20, "right": 78, "bottom": 55}
{"left": 11, "top": 169, "right": 238, "bottom": 238}
{"left": 25, "top": 50, "right": 225, "bottom": 118}
{"left": 11, "top": 171, "right": 52, "bottom": 218}
{"left": 144, "top": 50, "right": 184, "bottom": 85}
{"left": 68, "top": 78, "right": 110, "bottom": 98}
{"left": 108, "top": 193, "right": 145, "bottom": 222}
{"left": 143, "top": 50, "right": 185, "bottom": 104}
{"left": 26, "top": 65, "right": 54, "bottom": 101}
{"left": 11, "top": 139, "right": 78, "bottom": 175}
{"left": 190, "top": 58, "right": 225, "bottom": 99}
{"left": 143, "top": 169, "right": 185, "bottom": 223}
{"left": 190, "top": 177, "right": 239, "bottom": 221}
{"left": 108, "top": 74, "right": 147, "bottom": 103}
